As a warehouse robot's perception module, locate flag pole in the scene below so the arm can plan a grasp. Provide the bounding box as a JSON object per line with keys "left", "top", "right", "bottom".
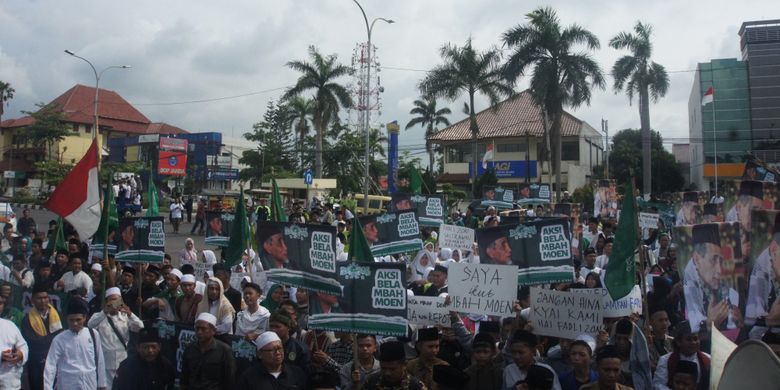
{"left": 712, "top": 90, "right": 718, "bottom": 195}
{"left": 630, "top": 173, "right": 649, "bottom": 321}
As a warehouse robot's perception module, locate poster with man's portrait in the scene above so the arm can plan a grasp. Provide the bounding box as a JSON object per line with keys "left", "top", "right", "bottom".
{"left": 672, "top": 191, "right": 706, "bottom": 226}
{"left": 742, "top": 156, "right": 780, "bottom": 183}
{"left": 722, "top": 180, "right": 778, "bottom": 258}
{"left": 747, "top": 209, "right": 780, "bottom": 331}
{"left": 481, "top": 186, "right": 515, "bottom": 210}
{"left": 359, "top": 211, "right": 423, "bottom": 257}
{"left": 476, "top": 217, "right": 574, "bottom": 285}
{"left": 390, "top": 193, "right": 445, "bottom": 227}
{"left": 114, "top": 217, "right": 166, "bottom": 263}
{"left": 205, "top": 211, "right": 234, "bottom": 246}
{"left": 258, "top": 222, "right": 342, "bottom": 296}
{"left": 593, "top": 180, "right": 618, "bottom": 218}
{"left": 674, "top": 222, "right": 744, "bottom": 335}
{"left": 517, "top": 183, "right": 552, "bottom": 204}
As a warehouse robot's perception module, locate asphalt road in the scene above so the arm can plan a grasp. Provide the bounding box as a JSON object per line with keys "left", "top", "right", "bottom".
{"left": 23, "top": 206, "right": 212, "bottom": 258}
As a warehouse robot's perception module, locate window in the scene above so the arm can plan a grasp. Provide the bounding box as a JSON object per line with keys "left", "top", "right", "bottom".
{"left": 497, "top": 143, "right": 527, "bottom": 153}
{"left": 562, "top": 142, "right": 579, "bottom": 161}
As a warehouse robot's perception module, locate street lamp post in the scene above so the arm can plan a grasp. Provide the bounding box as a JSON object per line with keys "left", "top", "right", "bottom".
{"left": 64, "top": 50, "right": 131, "bottom": 145}
{"left": 353, "top": 0, "right": 393, "bottom": 215}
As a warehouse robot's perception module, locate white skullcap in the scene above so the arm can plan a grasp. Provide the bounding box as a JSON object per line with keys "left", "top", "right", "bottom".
{"left": 105, "top": 287, "right": 121, "bottom": 298}
{"left": 181, "top": 274, "right": 196, "bottom": 284}
{"left": 575, "top": 334, "right": 597, "bottom": 354}
{"left": 254, "top": 331, "right": 281, "bottom": 350}
{"left": 91, "top": 263, "right": 103, "bottom": 272}
{"left": 195, "top": 312, "right": 217, "bottom": 327}
{"left": 169, "top": 269, "right": 183, "bottom": 280}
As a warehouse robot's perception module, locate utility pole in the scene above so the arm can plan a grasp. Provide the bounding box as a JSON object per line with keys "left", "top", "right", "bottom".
{"left": 602, "top": 119, "right": 610, "bottom": 179}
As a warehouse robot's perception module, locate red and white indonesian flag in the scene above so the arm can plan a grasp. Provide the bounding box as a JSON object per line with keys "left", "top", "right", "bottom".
{"left": 702, "top": 87, "right": 714, "bottom": 106}
{"left": 44, "top": 139, "right": 101, "bottom": 239}
{"left": 482, "top": 143, "right": 494, "bottom": 169}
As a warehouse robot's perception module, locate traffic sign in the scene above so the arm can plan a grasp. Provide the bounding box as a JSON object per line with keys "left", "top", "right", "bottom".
{"left": 303, "top": 169, "right": 313, "bottom": 185}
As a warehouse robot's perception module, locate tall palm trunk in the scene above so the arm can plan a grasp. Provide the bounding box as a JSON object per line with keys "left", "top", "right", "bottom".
{"left": 552, "top": 110, "right": 563, "bottom": 202}
{"left": 314, "top": 113, "right": 324, "bottom": 179}
{"left": 427, "top": 141, "right": 435, "bottom": 174}
{"left": 469, "top": 92, "right": 478, "bottom": 198}
{"left": 639, "top": 85, "right": 651, "bottom": 196}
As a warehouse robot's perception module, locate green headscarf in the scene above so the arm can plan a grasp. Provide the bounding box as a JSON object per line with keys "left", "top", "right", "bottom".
{"left": 260, "top": 284, "right": 283, "bottom": 312}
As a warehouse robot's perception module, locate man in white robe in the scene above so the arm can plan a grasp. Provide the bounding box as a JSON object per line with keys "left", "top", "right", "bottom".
{"left": 0, "top": 316, "right": 28, "bottom": 389}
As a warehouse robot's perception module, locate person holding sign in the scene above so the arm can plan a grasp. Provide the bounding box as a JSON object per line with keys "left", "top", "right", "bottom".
{"left": 407, "top": 328, "right": 449, "bottom": 389}
{"left": 413, "top": 264, "right": 449, "bottom": 297}
{"left": 364, "top": 341, "right": 426, "bottom": 390}
{"left": 339, "top": 334, "right": 380, "bottom": 390}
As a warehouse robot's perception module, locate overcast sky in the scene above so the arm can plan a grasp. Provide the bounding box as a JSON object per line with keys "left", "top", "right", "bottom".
{"left": 2, "top": 1, "right": 778, "bottom": 165}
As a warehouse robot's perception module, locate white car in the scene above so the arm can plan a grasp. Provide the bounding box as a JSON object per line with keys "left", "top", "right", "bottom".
{"left": 0, "top": 203, "right": 18, "bottom": 233}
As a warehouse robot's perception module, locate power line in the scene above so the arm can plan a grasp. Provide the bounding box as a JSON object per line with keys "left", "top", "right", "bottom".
{"left": 131, "top": 86, "right": 289, "bottom": 106}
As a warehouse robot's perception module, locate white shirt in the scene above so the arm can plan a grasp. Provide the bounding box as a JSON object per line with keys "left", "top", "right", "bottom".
{"left": 595, "top": 254, "right": 610, "bottom": 269}
{"left": 0, "top": 263, "right": 11, "bottom": 282}
{"left": 652, "top": 351, "right": 710, "bottom": 390}
{"left": 87, "top": 311, "right": 144, "bottom": 385}
{"left": 44, "top": 327, "right": 107, "bottom": 390}
{"left": 56, "top": 271, "right": 93, "bottom": 295}
{"left": 208, "top": 301, "right": 234, "bottom": 335}
{"left": 746, "top": 247, "right": 778, "bottom": 326}
{"left": 503, "top": 362, "right": 561, "bottom": 390}
{"left": 171, "top": 202, "right": 183, "bottom": 219}
{"left": 0, "top": 318, "right": 28, "bottom": 389}
{"left": 234, "top": 305, "right": 271, "bottom": 336}
{"left": 580, "top": 265, "right": 602, "bottom": 279}
{"left": 10, "top": 267, "right": 34, "bottom": 288}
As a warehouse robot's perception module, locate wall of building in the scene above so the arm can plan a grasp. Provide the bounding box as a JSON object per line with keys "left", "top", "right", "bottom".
{"left": 742, "top": 23, "right": 780, "bottom": 162}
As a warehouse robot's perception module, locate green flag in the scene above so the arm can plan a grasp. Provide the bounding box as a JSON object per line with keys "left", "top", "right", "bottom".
{"left": 410, "top": 166, "right": 423, "bottom": 194}
{"left": 604, "top": 181, "right": 639, "bottom": 300}
{"left": 347, "top": 217, "right": 374, "bottom": 263}
{"left": 93, "top": 175, "right": 119, "bottom": 250}
{"left": 271, "top": 178, "right": 287, "bottom": 222}
{"left": 225, "top": 189, "right": 250, "bottom": 267}
{"left": 147, "top": 173, "right": 159, "bottom": 217}
{"left": 45, "top": 217, "right": 67, "bottom": 256}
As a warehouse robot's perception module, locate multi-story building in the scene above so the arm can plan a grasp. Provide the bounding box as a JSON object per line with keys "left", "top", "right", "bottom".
{"left": 741, "top": 20, "right": 780, "bottom": 162}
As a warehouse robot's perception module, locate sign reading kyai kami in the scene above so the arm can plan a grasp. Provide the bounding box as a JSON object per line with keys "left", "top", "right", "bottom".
{"left": 529, "top": 287, "right": 603, "bottom": 339}
{"left": 159, "top": 137, "right": 188, "bottom": 151}
{"left": 448, "top": 262, "right": 518, "bottom": 317}
{"left": 158, "top": 150, "right": 187, "bottom": 177}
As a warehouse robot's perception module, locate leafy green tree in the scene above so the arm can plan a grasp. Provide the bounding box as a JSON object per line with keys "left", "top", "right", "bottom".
{"left": 608, "top": 129, "right": 683, "bottom": 193}
{"left": 0, "top": 81, "right": 14, "bottom": 125}
{"left": 34, "top": 160, "right": 74, "bottom": 191}
{"left": 240, "top": 100, "right": 298, "bottom": 186}
{"left": 405, "top": 97, "right": 451, "bottom": 172}
{"left": 283, "top": 46, "right": 353, "bottom": 179}
{"left": 419, "top": 38, "right": 513, "bottom": 197}
{"left": 21, "top": 103, "right": 73, "bottom": 160}
{"left": 610, "top": 21, "right": 669, "bottom": 197}
{"left": 287, "top": 96, "right": 314, "bottom": 168}
{"left": 502, "top": 7, "right": 605, "bottom": 200}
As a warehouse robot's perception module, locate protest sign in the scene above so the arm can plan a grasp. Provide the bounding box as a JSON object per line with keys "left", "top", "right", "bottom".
{"left": 572, "top": 286, "right": 642, "bottom": 317}
{"left": 309, "top": 262, "right": 408, "bottom": 336}
{"left": 448, "top": 262, "right": 518, "bottom": 317}
{"left": 205, "top": 211, "right": 234, "bottom": 246}
{"left": 674, "top": 222, "right": 743, "bottom": 335}
{"left": 407, "top": 296, "right": 451, "bottom": 327}
{"left": 639, "top": 212, "right": 659, "bottom": 230}
{"left": 638, "top": 200, "right": 675, "bottom": 230}
{"left": 746, "top": 209, "right": 780, "bottom": 327}
{"left": 481, "top": 186, "right": 515, "bottom": 210}
{"left": 529, "top": 287, "right": 603, "bottom": 339}
{"left": 743, "top": 155, "right": 779, "bottom": 182}
{"left": 438, "top": 224, "right": 475, "bottom": 253}
{"left": 476, "top": 217, "right": 574, "bottom": 285}
{"left": 257, "top": 222, "right": 342, "bottom": 296}
{"left": 114, "top": 217, "right": 166, "bottom": 263}
{"left": 710, "top": 326, "right": 737, "bottom": 390}
{"left": 391, "top": 193, "right": 446, "bottom": 227}
{"left": 517, "top": 183, "right": 552, "bottom": 204}
{"left": 593, "top": 179, "right": 618, "bottom": 218}
{"left": 359, "top": 211, "right": 423, "bottom": 257}
{"left": 672, "top": 191, "right": 706, "bottom": 226}
{"left": 192, "top": 262, "right": 210, "bottom": 282}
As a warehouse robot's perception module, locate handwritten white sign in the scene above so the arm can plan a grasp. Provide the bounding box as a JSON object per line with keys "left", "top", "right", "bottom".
{"left": 438, "top": 224, "right": 475, "bottom": 253}
{"left": 449, "top": 262, "right": 518, "bottom": 317}
{"left": 407, "top": 296, "right": 451, "bottom": 327}
{"left": 639, "top": 212, "right": 659, "bottom": 230}
{"left": 529, "top": 287, "right": 603, "bottom": 339}
{"left": 572, "top": 285, "right": 642, "bottom": 317}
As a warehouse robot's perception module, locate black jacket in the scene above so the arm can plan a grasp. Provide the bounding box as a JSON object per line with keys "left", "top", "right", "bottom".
{"left": 234, "top": 361, "right": 307, "bottom": 390}
{"left": 113, "top": 354, "right": 175, "bottom": 390}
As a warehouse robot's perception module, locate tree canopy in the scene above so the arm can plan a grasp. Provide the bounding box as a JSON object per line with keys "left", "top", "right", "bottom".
{"left": 602, "top": 129, "right": 684, "bottom": 193}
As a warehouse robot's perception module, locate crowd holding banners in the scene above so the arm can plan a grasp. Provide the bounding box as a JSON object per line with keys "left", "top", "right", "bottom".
{"left": 390, "top": 193, "right": 446, "bottom": 228}
{"left": 257, "top": 221, "right": 342, "bottom": 296}
{"left": 358, "top": 211, "right": 423, "bottom": 257}
{"left": 517, "top": 183, "right": 553, "bottom": 205}
{"left": 481, "top": 186, "right": 515, "bottom": 210}
{"left": 204, "top": 211, "right": 234, "bottom": 246}
{"left": 593, "top": 179, "right": 618, "bottom": 218}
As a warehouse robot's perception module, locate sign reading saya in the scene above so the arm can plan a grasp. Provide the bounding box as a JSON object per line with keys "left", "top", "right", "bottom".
{"left": 448, "top": 262, "right": 519, "bottom": 317}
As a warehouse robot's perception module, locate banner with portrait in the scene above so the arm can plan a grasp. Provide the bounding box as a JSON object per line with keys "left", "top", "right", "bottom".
{"left": 359, "top": 211, "right": 423, "bottom": 257}
{"left": 308, "top": 262, "right": 408, "bottom": 336}
{"left": 481, "top": 186, "right": 515, "bottom": 210}
{"left": 593, "top": 179, "right": 618, "bottom": 218}
{"left": 746, "top": 209, "right": 780, "bottom": 330}
{"left": 673, "top": 223, "right": 744, "bottom": 336}
{"left": 517, "top": 183, "right": 552, "bottom": 204}
{"left": 114, "top": 217, "right": 166, "bottom": 263}
{"left": 743, "top": 155, "right": 780, "bottom": 182}
{"left": 257, "top": 222, "right": 342, "bottom": 296}
{"left": 390, "top": 193, "right": 445, "bottom": 227}
{"left": 476, "top": 217, "right": 574, "bottom": 285}
{"left": 671, "top": 191, "right": 707, "bottom": 226}
{"left": 205, "top": 211, "right": 234, "bottom": 246}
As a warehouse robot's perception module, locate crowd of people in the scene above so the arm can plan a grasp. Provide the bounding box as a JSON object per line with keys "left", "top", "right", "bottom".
{"left": 0, "top": 188, "right": 777, "bottom": 390}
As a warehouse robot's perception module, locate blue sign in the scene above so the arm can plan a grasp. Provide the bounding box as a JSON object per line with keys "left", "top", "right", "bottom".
{"left": 469, "top": 160, "right": 537, "bottom": 178}
{"left": 387, "top": 128, "right": 399, "bottom": 193}
{"left": 207, "top": 168, "right": 239, "bottom": 180}
{"left": 303, "top": 169, "right": 313, "bottom": 185}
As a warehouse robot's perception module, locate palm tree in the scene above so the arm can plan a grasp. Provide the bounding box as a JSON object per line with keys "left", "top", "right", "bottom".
{"left": 405, "top": 97, "right": 451, "bottom": 172}
{"left": 610, "top": 21, "right": 669, "bottom": 195}
{"left": 287, "top": 96, "right": 315, "bottom": 169}
{"left": 502, "top": 7, "right": 605, "bottom": 200}
{"left": 283, "top": 46, "right": 353, "bottom": 178}
{"left": 419, "top": 38, "right": 513, "bottom": 196}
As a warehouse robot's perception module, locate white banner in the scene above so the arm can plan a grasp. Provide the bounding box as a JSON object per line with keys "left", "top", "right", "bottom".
{"left": 572, "top": 286, "right": 642, "bottom": 317}
{"left": 438, "top": 224, "right": 475, "bottom": 253}
{"left": 710, "top": 326, "right": 737, "bottom": 390}
{"left": 639, "top": 212, "right": 659, "bottom": 229}
{"left": 448, "top": 262, "right": 518, "bottom": 317}
{"left": 407, "top": 296, "right": 451, "bottom": 327}
{"left": 529, "top": 287, "right": 603, "bottom": 339}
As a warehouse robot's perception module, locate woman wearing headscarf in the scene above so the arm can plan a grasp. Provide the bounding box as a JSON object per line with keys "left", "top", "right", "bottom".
{"left": 195, "top": 277, "right": 235, "bottom": 334}
{"left": 202, "top": 250, "right": 218, "bottom": 267}
{"left": 409, "top": 250, "right": 434, "bottom": 284}
{"left": 260, "top": 284, "right": 284, "bottom": 313}
{"left": 438, "top": 247, "right": 453, "bottom": 262}
{"left": 178, "top": 238, "right": 198, "bottom": 267}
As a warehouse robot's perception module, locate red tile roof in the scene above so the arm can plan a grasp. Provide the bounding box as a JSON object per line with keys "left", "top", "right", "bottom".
{"left": 0, "top": 85, "right": 189, "bottom": 135}
{"left": 427, "top": 90, "right": 583, "bottom": 143}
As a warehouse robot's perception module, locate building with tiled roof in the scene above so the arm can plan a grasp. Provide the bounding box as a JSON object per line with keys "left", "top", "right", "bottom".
{"left": 428, "top": 90, "right": 604, "bottom": 192}
{"left": 0, "top": 85, "right": 189, "bottom": 191}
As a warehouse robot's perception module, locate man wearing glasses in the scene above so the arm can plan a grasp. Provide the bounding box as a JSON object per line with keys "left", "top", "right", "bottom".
{"left": 236, "top": 331, "right": 308, "bottom": 389}
{"left": 683, "top": 223, "right": 742, "bottom": 333}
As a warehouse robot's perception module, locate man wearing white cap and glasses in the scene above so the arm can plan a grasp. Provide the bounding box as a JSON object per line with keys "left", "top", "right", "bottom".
{"left": 87, "top": 286, "right": 144, "bottom": 387}
{"left": 181, "top": 312, "right": 235, "bottom": 390}
{"left": 236, "top": 331, "right": 307, "bottom": 389}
